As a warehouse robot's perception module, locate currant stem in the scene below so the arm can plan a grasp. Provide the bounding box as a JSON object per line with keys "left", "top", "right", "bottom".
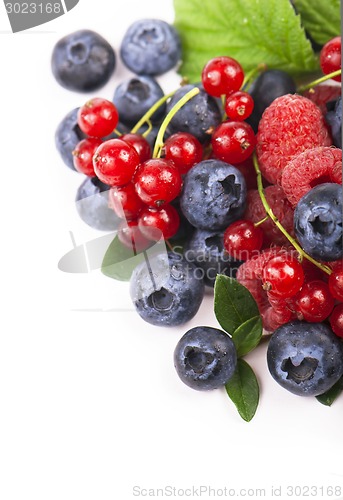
{"left": 254, "top": 215, "right": 269, "bottom": 227}
{"left": 242, "top": 63, "right": 267, "bottom": 91}
{"left": 130, "top": 90, "right": 177, "bottom": 135}
{"left": 252, "top": 153, "right": 332, "bottom": 276}
{"left": 152, "top": 87, "right": 200, "bottom": 158}
{"left": 142, "top": 120, "right": 153, "bottom": 138}
{"left": 297, "top": 69, "right": 342, "bottom": 92}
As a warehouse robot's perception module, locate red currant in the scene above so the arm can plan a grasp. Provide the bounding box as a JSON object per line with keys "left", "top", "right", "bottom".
{"left": 134, "top": 158, "right": 182, "bottom": 207}
{"left": 201, "top": 56, "right": 244, "bottom": 97}
{"left": 225, "top": 91, "right": 254, "bottom": 121}
{"left": 223, "top": 220, "right": 263, "bottom": 260}
{"left": 164, "top": 132, "right": 203, "bottom": 174}
{"left": 78, "top": 98, "right": 119, "bottom": 138}
{"left": 262, "top": 254, "right": 304, "bottom": 298}
{"left": 109, "top": 183, "right": 145, "bottom": 220}
{"left": 328, "top": 264, "right": 343, "bottom": 301}
{"left": 121, "top": 133, "right": 151, "bottom": 163}
{"left": 320, "top": 36, "right": 341, "bottom": 82}
{"left": 72, "top": 137, "right": 102, "bottom": 176}
{"left": 211, "top": 121, "right": 256, "bottom": 164}
{"left": 93, "top": 138, "right": 140, "bottom": 187}
{"left": 296, "top": 280, "right": 335, "bottom": 322}
{"left": 330, "top": 303, "right": 343, "bottom": 338}
{"left": 117, "top": 220, "right": 151, "bottom": 253}
{"left": 138, "top": 204, "right": 180, "bottom": 241}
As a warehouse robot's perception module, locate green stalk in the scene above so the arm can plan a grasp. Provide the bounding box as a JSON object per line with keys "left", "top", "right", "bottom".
{"left": 297, "top": 69, "right": 342, "bottom": 92}
{"left": 130, "top": 90, "right": 177, "bottom": 134}
{"left": 152, "top": 87, "right": 200, "bottom": 158}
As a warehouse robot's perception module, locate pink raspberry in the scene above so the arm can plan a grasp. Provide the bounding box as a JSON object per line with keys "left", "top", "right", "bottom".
{"left": 256, "top": 94, "right": 332, "bottom": 184}
{"left": 303, "top": 85, "right": 342, "bottom": 114}
{"left": 244, "top": 185, "right": 294, "bottom": 246}
{"left": 281, "top": 146, "right": 342, "bottom": 207}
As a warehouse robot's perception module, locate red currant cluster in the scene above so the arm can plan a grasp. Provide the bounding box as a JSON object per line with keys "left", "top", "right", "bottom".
{"left": 72, "top": 96, "right": 206, "bottom": 252}
{"left": 202, "top": 56, "right": 256, "bottom": 164}
{"left": 71, "top": 56, "right": 261, "bottom": 254}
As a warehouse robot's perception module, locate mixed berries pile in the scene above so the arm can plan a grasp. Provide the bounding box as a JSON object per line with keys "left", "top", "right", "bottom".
{"left": 54, "top": 19, "right": 343, "bottom": 417}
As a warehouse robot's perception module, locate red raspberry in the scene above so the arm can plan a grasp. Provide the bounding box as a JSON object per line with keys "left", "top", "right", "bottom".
{"left": 280, "top": 146, "right": 342, "bottom": 207}
{"left": 256, "top": 94, "right": 332, "bottom": 184}
{"left": 303, "top": 85, "right": 342, "bottom": 114}
{"left": 244, "top": 185, "right": 294, "bottom": 247}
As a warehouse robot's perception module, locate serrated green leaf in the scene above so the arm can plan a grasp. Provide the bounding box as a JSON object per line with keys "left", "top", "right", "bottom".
{"left": 174, "top": 0, "right": 319, "bottom": 82}
{"left": 214, "top": 275, "right": 260, "bottom": 335}
{"left": 225, "top": 359, "right": 259, "bottom": 422}
{"left": 232, "top": 316, "right": 263, "bottom": 358}
{"left": 293, "top": 0, "right": 340, "bottom": 46}
{"left": 316, "top": 376, "right": 343, "bottom": 406}
{"left": 101, "top": 235, "right": 149, "bottom": 281}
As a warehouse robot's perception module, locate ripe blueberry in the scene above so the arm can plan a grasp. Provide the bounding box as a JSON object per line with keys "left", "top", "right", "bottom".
{"left": 294, "top": 183, "right": 343, "bottom": 261}
{"left": 120, "top": 19, "right": 181, "bottom": 76}
{"left": 180, "top": 159, "right": 247, "bottom": 231}
{"left": 267, "top": 320, "right": 343, "bottom": 396}
{"left": 51, "top": 30, "right": 116, "bottom": 92}
{"left": 130, "top": 252, "right": 204, "bottom": 326}
{"left": 174, "top": 326, "right": 237, "bottom": 391}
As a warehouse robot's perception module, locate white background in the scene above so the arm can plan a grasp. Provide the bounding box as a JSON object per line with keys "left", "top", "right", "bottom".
{"left": 0, "top": 1, "right": 342, "bottom": 499}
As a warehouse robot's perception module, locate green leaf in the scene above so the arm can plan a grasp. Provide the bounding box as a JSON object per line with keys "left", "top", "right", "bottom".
{"left": 293, "top": 0, "right": 340, "bottom": 46}
{"left": 174, "top": 0, "right": 319, "bottom": 82}
{"left": 214, "top": 275, "right": 260, "bottom": 335}
{"left": 225, "top": 359, "right": 259, "bottom": 422}
{"left": 232, "top": 316, "right": 263, "bottom": 358}
{"left": 316, "top": 376, "right": 343, "bottom": 406}
{"left": 101, "top": 236, "right": 150, "bottom": 281}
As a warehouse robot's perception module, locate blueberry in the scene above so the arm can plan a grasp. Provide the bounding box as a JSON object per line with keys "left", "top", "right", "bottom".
{"left": 247, "top": 70, "right": 296, "bottom": 132}
{"left": 130, "top": 252, "right": 204, "bottom": 327}
{"left": 120, "top": 19, "right": 181, "bottom": 76}
{"left": 326, "top": 97, "right": 342, "bottom": 148}
{"left": 294, "top": 183, "right": 343, "bottom": 261}
{"left": 113, "top": 76, "right": 166, "bottom": 126}
{"left": 55, "top": 108, "right": 87, "bottom": 171}
{"left": 75, "top": 177, "right": 120, "bottom": 231}
{"left": 180, "top": 159, "right": 247, "bottom": 231}
{"left": 51, "top": 30, "right": 116, "bottom": 92}
{"left": 267, "top": 320, "right": 343, "bottom": 396}
{"left": 174, "top": 326, "right": 237, "bottom": 391}
{"left": 184, "top": 229, "right": 243, "bottom": 287}
{"left": 166, "top": 84, "right": 222, "bottom": 144}
{"left": 169, "top": 198, "right": 195, "bottom": 244}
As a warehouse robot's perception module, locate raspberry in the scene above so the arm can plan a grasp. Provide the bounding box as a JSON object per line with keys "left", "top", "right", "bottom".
{"left": 244, "top": 185, "right": 294, "bottom": 247}
{"left": 256, "top": 94, "right": 332, "bottom": 184}
{"left": 303, "top": 85, "right": 342, "bottom": 114}
{"left": 281, "top": 147, "right": 342, "bottom": 207}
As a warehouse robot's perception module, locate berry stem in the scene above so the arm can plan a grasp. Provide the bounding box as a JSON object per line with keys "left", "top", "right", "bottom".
{"left": 297, "top": 69, "right": 342, "bottom": 92}
{"left": 242, "top": 63, "right": 267, "bottom": 91}
{"left": 152, "top": 87, "right": 201, "bottom": 158}
{"left": 252, "top": 153, "right": 332, "bottom": 275}
{"left": 130, "top": 90, "right": 177, "bottom": 135}
{"left": 254, "top": 215, "right": 269, "bottom": 227}
{"left": 142, "top": 120, "right": 153, "bottom": 138}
